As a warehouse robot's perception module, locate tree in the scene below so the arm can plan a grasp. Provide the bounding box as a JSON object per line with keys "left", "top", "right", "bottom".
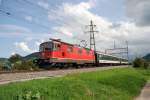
{"left": 8, "top": 54, "right": 22, "bottom": 63}
{"left": 13, "top": 60, "right": 38, "bottom": 70}
{"left": 133, "top": 57, "right": 149, "bottom": 69}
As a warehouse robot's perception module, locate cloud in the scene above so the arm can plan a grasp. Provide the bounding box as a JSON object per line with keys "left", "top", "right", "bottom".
{"left": 11, "top": 52, "right": 17, "bottom": 56}
{"left": 35, "top": 39, "right": 45, "bottom": 46}
{"left": 0, "top": 24, "right": 30, "bottom": 32}
{"left": 14, "top": 42, "right": 34, "bottom": 53}
{"left": 124, "top": 0, "right": 150, "bottom": 26}
{"left": 0, "top": 0, "right": 2, "bottom": 5}
{"left": 48, "top": 1, "right": 112, "bottom": 41}
{"left": 52, "top": 26, "right": 73, "bottom": 37}
{"left": 1, "top": 0, "right": 150, "bottom": 58}
{"left": 24, "top": 16, "right": 32, "bottom": 22}
{"left": 12, "top": 34, "right": 52, "bottom": 55}
{"left": 0, "top": 24, "right": 31, "bottom": 37}
{"left": 46, "top": 0, "right": 150, "bottom": 58}
{"left": 37, "top": 1, "right": 49, "bottom": 9}
{"left": 47, "top": 1, "right": 119, "bottom": 46}
{"left": 0, "top": 24, "right": 52, "bottom": 39}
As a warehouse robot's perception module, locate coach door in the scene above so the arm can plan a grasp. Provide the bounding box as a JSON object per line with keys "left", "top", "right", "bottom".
{"left": 53, "top": 42, "right": 61, "bottom": 57}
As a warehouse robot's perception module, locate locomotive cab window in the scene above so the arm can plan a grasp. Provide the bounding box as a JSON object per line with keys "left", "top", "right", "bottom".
{"left": 40, "top": 42, "right": 52, "bottom": 51}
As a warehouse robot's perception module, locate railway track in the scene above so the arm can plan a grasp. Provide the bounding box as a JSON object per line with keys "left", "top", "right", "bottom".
{"left": 0, "top": 65, "right": 129, "bottom": 85}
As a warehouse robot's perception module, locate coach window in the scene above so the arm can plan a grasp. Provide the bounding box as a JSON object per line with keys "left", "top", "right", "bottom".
{"left": 78, "top": 48, "right": 82, "bottom": 54}
{"left": 99, "top": 54, "right": 102, "bottom": 60}
{"left": 67, "top": 46, "right": 73, "bottom": 52}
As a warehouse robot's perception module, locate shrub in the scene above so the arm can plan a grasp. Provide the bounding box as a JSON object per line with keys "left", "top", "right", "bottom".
{"left": 133, "top": 57, "right": 149, "bottom": 69}
{"left": 13, "top": 60, "right": 38, "bottom": 71}
{"left": 0, "top": 63, "right": 12, "bottom": 71}
{"left": 144, "top": 61, "right": 149, "bottom": 69}
{"left": 0, "top": 65, "right": 2, "bottom": 71}
{"left": 9, "top": 54, "right": 22, "bottom": 63}
{"left": 17, "top": 90, "right": 41, "bottom": 100}
{"left": 133, "top": 58, "right": 144, "bottom": 68}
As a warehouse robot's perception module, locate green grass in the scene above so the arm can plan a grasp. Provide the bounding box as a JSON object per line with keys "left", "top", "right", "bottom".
{"left": 0, "top": 67, "right": 150, "bottom": 100}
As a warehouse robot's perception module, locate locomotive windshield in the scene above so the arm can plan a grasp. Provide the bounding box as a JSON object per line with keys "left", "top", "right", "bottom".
{"left": 40, "top": 42, "right": 53, "bottom": 51}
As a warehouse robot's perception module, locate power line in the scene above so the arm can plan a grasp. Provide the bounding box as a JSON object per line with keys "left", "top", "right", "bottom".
{"left": 0, "top": 9, "right": 50, "bottom": 30}
{"left": 126, "top": 41, "right": 129, "bottom": 62}
{"left": 0, "top": 0, "right": 52, "bottom": 30}
{"left": 105, "top": 41, "right": 129, "bottom": 61}
{"left": 22, "top": 0, "right": 49, "bottom": 11}
{"left": 1, "top": 0, "right": 76, "bottom": 29}
{"left": 13, "top": 0, "right": 48, "bottom": 20}
{"left": 3, "top": 0, "right": 74, "bottom": 30}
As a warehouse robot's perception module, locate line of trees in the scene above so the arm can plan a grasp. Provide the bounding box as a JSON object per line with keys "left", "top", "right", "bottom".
{"left": 0, "top": 54, "right": 38, "bottom": 71}
{"left": 0, "top": 53, "right": 149, "bottom": 72}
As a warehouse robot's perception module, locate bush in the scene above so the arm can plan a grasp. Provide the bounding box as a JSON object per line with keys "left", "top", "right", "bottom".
{"left": 13, "top": 60, "right": 38, "bottom": 71}
{"left": 133, "top": 57, "right": 149, "bottom": 69}
{"left": 144, "top": 61, "right": 149, "bottom": 69}
{"left": 9, "top": 54, "right": 22, "bottom": 63}
{"left": 17, "top": 90, "right": 41, "bottom": 100}
{"left": 0, "top": 65, "right": 2, "bottom": 71}
{"left": 0, "top": 63, "right": 12, "bottom": 71}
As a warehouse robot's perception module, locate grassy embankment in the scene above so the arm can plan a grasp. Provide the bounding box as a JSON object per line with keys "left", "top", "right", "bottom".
{"left": 0, "top": 67, "right": 150, "bottom": 100}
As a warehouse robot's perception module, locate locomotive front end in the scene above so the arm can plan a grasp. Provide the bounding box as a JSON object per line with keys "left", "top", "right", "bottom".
{"left": 34, "top": 41, "right": 53, "bottom": 66}
{"left": 39, "top": 42, "right": 53, "bottom": 59}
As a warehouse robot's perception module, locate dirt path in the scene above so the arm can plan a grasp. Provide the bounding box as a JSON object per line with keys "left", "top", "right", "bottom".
{"left": 136, "top": 81, "right": 150, "bottom": 100}
{"left": 0, "top": 66, "right": 128, "bottom": 85}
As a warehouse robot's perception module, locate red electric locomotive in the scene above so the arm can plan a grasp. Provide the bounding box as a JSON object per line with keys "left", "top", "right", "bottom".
{"left": 35, "top": 39, "right": 96, "bottom": 67}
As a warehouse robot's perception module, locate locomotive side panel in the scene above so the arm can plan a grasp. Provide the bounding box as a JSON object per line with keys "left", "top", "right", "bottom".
{"left": 47, "top": 41, "right": 95, "bottom": 64}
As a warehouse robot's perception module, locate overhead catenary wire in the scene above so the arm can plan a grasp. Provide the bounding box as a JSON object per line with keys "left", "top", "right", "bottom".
{"left": 20, "top": 0, "right": 77, "bottom": 27}
{"left": 0, "top": 0, "right": 89, "bottom": 45}
{"left": 14, "top": 0, "right": 48, "bottom": 20}
{"left": 0, "top": 0, "right": 53, "bottom": 30}
{"left": 0, "top": 8, "right": 51, "bottom": 30}
{"left": 22, "top": 0, "right": 50, "bottom": 12}
{"left": 105, "top": 41, "right": 129, "bottom": 61}
{"left": 2, "top": 0, "right": 77, "bottom": 31}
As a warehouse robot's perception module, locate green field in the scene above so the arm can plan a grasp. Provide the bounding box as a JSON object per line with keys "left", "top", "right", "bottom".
{"left": 0, "top": 67, "right": 150, "bottom": 100}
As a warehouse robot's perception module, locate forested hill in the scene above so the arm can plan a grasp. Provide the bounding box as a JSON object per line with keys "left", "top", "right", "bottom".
{"left": 143, "top": 53, "right": 150, "bottom": 62}
{"left": 23, "top": 52, "right": 40, "bottom": 60}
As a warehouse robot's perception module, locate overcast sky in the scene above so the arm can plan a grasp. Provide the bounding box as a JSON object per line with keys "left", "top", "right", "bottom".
{"left": 0, "top": 0, "right": 150, "bottom": 58}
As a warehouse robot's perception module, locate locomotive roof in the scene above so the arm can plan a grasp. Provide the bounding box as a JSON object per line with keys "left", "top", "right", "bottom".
{"left": 51, "top": 39, "right": 93, "bottom": 51}
{"left": 40, "top": 39, "right": 92, "bottom": 51}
